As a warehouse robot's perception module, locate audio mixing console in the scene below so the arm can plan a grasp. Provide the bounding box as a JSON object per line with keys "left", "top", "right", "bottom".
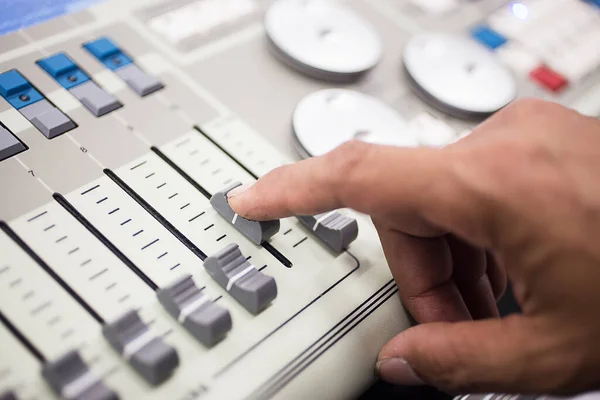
{"left": 0, "top": 0, "right": 599, "bottom": 399}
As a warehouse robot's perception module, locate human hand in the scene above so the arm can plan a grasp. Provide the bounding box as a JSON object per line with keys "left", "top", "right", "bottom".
{"left": 227, "top": 98, "right": 600, "bottom": 396}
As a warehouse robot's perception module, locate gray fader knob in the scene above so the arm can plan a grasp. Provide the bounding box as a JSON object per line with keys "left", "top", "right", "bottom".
{"left": 102, "top": 310, "right": 179, "bottom": 386}
{"left": 204, "top": 244, "right": 277, "bottom": 314}
{"left": 41, "top": 350, "right": 118, "bottom": 400}
{"left": 297, "top": 211, "right": 358, "bottom": 252}
{"left": 157, "top": 274, "right": 232, "bottom": 347}
{"left": 210, "top": 182, "right": 280, "bottom": 245}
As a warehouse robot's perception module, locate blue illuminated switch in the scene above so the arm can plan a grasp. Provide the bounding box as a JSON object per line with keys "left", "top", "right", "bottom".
{"left": 83, "top": 37, "right": 132, "bottom": 70}
{"left": 38, "top": 52, "right": 122, "bottom": 117}
{"left": 84, "top": 37, "right": 164, "bottom": 96}
{"left": 0, "top": 69, "right": 75, "bottom": 139}
{"left": 0, "top": 69, "right": 44, "bottom": 109}
{"left": 37, "top": 53, "right": 90, "bottom": 89}
{"left": 470, "top": 25, "right": 507, "bottom": 50}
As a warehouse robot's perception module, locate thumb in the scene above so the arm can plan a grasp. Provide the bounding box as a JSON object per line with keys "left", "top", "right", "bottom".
{"left": 375, "top": 315, "right": 579, "bottom": 395}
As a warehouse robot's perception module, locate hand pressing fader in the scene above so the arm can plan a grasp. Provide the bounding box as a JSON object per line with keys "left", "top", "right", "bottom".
{"left": 227, "top": 98, "right": 600, "bottom": 396}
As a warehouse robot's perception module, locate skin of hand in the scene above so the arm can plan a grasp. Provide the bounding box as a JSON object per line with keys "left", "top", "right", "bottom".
{"left": 226, "top": 98, "right": 600, "bottom": 396}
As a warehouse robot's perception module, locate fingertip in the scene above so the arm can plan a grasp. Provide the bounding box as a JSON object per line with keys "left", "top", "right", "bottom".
{"left": 227, "top": 182, "right": 258, "bottom": 219}
{"left": 227, "top": 183, "right": 254, "bottom": 199}
{"left": 376, "top": 358, "right": 426, "bottom": 386}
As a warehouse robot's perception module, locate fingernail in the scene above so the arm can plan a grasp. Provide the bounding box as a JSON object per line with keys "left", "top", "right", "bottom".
{"left": 227, "top": 183, "right": 253, "bottom": 198}
{"left": 375, "top": 358, "right": 425, "bottom": 386}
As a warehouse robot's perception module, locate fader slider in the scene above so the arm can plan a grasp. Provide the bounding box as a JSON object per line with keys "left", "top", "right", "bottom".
{"left": 41, "top": 350, "right": 118, "bottom": 400}
{"left": 297, "top": 211, "right": 359, "bottom": 252}
{"left": 102, "top": 310, "right": 179, "bottom": 386}
{"left": 157, "top": 274, "right": 232, "bottom": 347}
{"left": 204, "top": 244, "right": 278, "bottom": 315}
{"left": 210, "top": 182, "right": 280, "bottom": 245}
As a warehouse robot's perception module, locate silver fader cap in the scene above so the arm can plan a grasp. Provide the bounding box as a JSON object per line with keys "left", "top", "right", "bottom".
{"left": 210, "top": 182, "right": 280, "bottom": 245}
{"left": 20, "top": 99, "right": 75, "bottom": 139}
{"left": 102, "top": 310, "right": 179, "bottom": 386}
{"left": 69, "top": 81, "right": 122, "bottom": 117}
{"left": 157, "top": 274, "right": 232, "bottom": 347}
{"left": 204, "top": 244, "right": 278, "bottom": 315}
{"left": 116, "top": 64, "right": 164, "bottom": 97}
{"left": 297, "top": 211, "right": 358, "bottom": 252}
{"left": 41, "top": 350, "right": 118, "bottom": 400}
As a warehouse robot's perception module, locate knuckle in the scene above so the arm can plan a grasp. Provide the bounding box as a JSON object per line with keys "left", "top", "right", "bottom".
{"left": 465, "top": 137, "right": 541, "bottom": 185}
{"left": 327, "top": 140, "right": 372, "bottom": 188}
{"left": 491, "top": 98, "right": 553, "bottom": 128}
{"left": 329, "top": 140, "right": 369, "bottom": 169}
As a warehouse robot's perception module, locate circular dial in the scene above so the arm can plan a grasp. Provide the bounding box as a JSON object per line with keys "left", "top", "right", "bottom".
{"left": 403, "top": 32, "right": 517, "bottom": 118}
{"left": 264, "top": 0, "right": 383, "bottom": 82}
{"left": 292, "top": 89, "right": 418, "bottom": 157}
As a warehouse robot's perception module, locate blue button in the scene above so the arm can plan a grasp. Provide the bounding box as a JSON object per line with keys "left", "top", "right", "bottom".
{"left": 470, "top": 25, "right": 507, "bottom": 50}
{"left": 0, "top": 70, "right": 30, "bottom": 97}
{"left": 84, "top": 37, "right": 120, "bottom": 59}
{"left": 0, "top": 70, "right": 43, "bottom": 109}
{"left": 38, "top": 53, "right": 77, "bottom": 77}
{"left": 38, "top": 53, "right": 90, "bottom": 90}
{"left": 83, "top": 37, "right": 132, "bottom": 71}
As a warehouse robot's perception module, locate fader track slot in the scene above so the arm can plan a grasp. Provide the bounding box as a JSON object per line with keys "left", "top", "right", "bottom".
{"left": 151, "top": 146, "right": 212, "bottom": 199}
{"left": 195, "top": 126, "right": 259, "bottom": 180}
{"left": 152, "top": 146, "right": 294, "bottom": 268}
{"left": 0, "top": 310, "right": 45, "bottom": 362}
{"left": 53, "top": 193, "right": 160, "bottom": 291}
{"left": 104, "top": 169, "right": 208, "bottom": 261}
{"left": 262, "top": 242, "right": 292, "bottom": 269}
{"left": 0, "top": 221, "right": 105, "bottom": 325}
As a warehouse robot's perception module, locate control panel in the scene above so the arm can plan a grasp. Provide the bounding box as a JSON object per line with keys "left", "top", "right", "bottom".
{"left": 0, "top": 0, "right": 599, "bottom": 400}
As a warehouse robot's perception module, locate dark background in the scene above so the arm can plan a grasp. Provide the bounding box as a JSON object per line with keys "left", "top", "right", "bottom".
{"left": 359, "top": 285, "right": 522, "bottom": 399}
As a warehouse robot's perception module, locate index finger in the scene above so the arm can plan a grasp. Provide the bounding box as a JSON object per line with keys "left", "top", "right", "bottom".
{"left": 228, "top": 140, "right": 494, "bottom": 245}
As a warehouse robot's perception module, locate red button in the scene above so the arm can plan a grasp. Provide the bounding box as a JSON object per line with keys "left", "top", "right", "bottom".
{"left": 529, "top": 65, "right": 568, "bottom": 92}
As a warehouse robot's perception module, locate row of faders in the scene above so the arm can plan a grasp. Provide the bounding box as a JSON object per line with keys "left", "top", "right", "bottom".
{"left": 0, "top": 39, "right": 166, "bottom": 398}
{"left": 0, "top": 182, "right": 358, "bottom": 400}
{"left": 1, "top": 181, "right": 338, "bottom": 399}
{"left": 0, "top": 37, "right": 163, "bottom": 161}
